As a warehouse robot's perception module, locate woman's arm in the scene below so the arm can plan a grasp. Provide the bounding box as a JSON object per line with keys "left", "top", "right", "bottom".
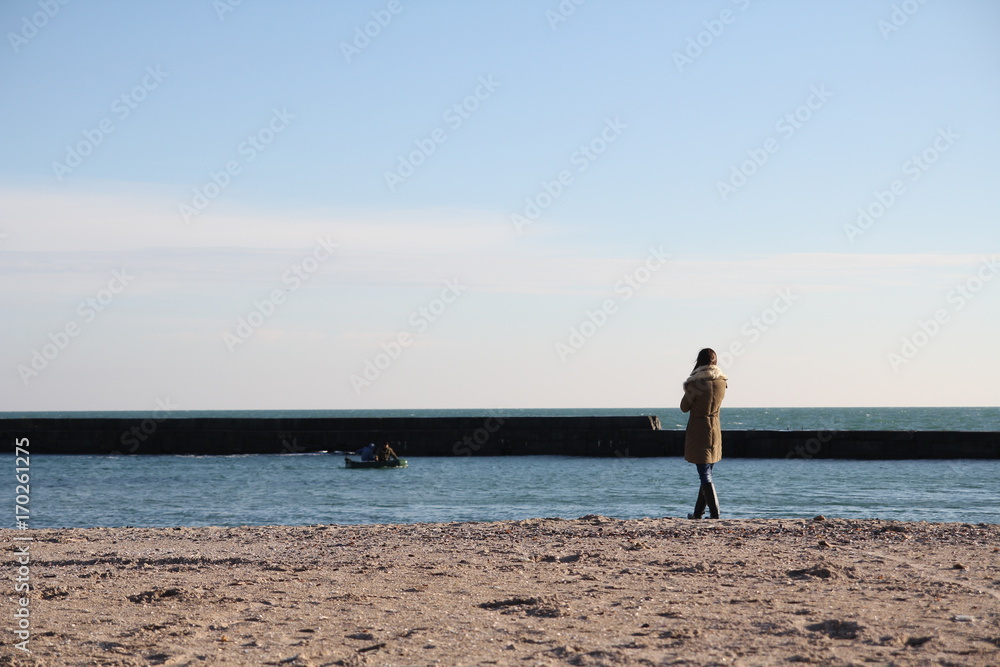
{"left": 680, "top": 383, "right": 692, "bottom": 413}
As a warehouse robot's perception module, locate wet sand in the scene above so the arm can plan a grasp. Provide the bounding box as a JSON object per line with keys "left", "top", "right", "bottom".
{"left": 3, "top": 517, "right": 999, "bottom": 666}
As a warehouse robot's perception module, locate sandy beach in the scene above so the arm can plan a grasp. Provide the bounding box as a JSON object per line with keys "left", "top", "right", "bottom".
{"left": 3, "top": 517, "right": 998, "bottom": 666}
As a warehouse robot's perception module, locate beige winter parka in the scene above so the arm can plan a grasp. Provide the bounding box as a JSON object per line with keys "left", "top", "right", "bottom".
{"left": 680, "top": 364, "right": 728, "bottom": 464}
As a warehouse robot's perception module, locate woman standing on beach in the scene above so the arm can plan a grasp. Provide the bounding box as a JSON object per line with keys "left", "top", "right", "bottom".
{"left": 680, "top": 348, "right": 728, "bottom": 519}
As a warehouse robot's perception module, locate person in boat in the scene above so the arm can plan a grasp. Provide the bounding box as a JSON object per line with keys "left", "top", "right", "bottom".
{"left": 680, "top": 347, "right": 728, "bottom": 520}
{"left": 357, "top": 443, "right": 376, "bottom": 462}
{"left": 375, "top": 442, "right": 399, "bottom": 462}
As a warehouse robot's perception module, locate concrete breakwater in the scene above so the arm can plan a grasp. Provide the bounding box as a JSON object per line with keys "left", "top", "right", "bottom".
{"left": 3, "top": 415, "right": 998, "bottom": 459}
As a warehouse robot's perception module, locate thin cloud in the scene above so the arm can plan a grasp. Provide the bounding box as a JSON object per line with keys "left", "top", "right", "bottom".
{"left": 1, "top": 183, "right": 984, "bottom": 302}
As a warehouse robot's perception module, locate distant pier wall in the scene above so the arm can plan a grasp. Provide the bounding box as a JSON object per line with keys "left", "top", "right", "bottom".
{"left": 2, "top": 415, "right": 998, "bottom": 459}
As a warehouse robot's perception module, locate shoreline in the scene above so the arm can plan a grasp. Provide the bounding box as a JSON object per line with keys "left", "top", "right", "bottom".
{"left": 5, "top": 517, "right": 999, "bottom": 665}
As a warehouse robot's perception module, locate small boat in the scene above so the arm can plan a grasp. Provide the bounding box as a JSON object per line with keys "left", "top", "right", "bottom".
{"left": 344, "top": 457, "right": 407, "bottom": 469}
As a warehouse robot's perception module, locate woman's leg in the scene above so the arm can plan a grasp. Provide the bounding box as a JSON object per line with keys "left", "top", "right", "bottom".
{"left": 696, "top": 463, "right": 713, "bottom": 485}
{"left": 698, "top": 463, "right": 720, "bottom": 519}
{"left": 688, "top": 464, "right": 712, "bottom": 519}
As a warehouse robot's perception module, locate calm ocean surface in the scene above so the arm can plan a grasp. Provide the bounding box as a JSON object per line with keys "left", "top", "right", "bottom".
{"left": 21, "top": 454, "right": 1000, "bottom": 529}
{"left": 7, "top": 408, "right": 998, "bottom": 529}
{"left": 6, "top": 406, "right": 1000, "bottom": 431}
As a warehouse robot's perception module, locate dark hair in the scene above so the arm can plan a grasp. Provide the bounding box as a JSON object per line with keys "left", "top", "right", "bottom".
{"left": 692, "top": 348, "right": 717, "bottom": 373}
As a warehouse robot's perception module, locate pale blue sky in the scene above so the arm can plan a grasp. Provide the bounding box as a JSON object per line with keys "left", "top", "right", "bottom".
{"left": 1, "top": 0, "right": 998, "bottom": 410}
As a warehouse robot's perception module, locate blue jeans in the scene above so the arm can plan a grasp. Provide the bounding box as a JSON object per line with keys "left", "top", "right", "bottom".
{"left": 696, "top": 463, "right": 714, "bottom": 485}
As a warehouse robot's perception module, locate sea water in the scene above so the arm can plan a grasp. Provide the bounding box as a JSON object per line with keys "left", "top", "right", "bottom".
{"left": 7, "top": 407, "right": 998, "bottom": 529}
{"left": 5, "top": 406, "right": 1000, "bottom": 431}
{"left": 20, "top": 453, "right": 1000, "bottom": 529}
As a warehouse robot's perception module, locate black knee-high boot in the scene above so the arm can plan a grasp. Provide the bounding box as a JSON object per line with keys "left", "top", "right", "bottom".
{"left": 687, "top": 487, "right": 706, "bottom": 519}
{"left": 702, "top": 482, "right": 720, "bottom": 519}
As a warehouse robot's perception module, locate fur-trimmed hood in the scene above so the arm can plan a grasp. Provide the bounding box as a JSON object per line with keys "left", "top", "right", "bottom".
{"left": 684, "top": 364, "right": 728, "bottom": 386}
